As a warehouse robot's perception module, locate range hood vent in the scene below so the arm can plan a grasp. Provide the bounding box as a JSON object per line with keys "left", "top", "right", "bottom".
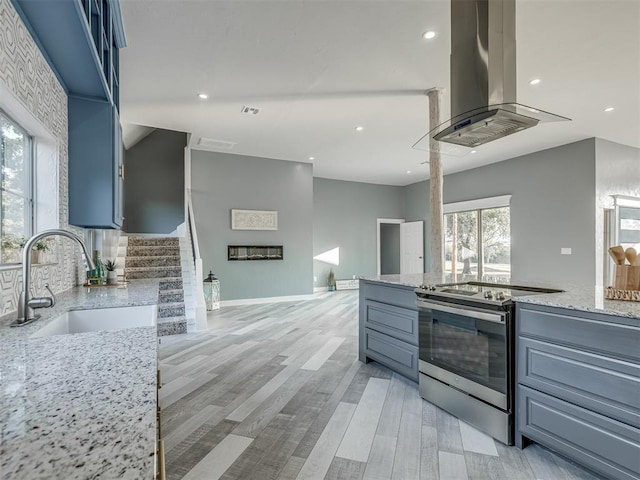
{"left": 414, "top": 0, "right": 569, "bottom": 155}
{"left": 434, "top": 108, "right": 538, "bottom": 148}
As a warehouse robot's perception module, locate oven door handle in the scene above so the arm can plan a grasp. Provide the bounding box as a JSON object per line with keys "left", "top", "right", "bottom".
{"left": 417, "top": 300, "right": 505, "bottom": 324}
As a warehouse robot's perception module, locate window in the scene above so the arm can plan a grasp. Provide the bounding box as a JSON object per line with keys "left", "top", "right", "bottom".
{"left": 0, "top": 110, "right": 33, "bottom": 263}
{"left": 444, "top": 196, "right": 511, "bottom": 278}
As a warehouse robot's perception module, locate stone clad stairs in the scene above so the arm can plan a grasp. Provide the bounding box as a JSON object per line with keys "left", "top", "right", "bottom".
{"left": 122, "top": 236, "right": 188, "bottom": 336}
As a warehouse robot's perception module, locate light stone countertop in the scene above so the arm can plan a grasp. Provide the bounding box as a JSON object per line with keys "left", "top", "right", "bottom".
{"left": 0, "top": 280, "right": 160, "bottom": 479}
{"left": 361, "top": 274, "right": 640, "bottom": 320}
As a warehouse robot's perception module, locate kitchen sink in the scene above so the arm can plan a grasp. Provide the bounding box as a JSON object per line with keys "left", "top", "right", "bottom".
{"left": 31, "top": 305, "right": 157, "bottom": 338}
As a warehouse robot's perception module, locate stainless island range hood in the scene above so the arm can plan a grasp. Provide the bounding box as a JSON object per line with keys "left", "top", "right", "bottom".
{"left": 415, "top": 0, "right": 569, "bottom": 152}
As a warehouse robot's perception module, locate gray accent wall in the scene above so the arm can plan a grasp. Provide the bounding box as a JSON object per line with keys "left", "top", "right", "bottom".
{"left": 404, "top": 139, "right": 597, "bottom": 287}
{"left": 123, "top": 129, "right": 187, "bottom": 234}
{"left": 313, "top": 178, "right": 404, "bottom": 288}
{"left": 191, "top": 151, "right": 313, "bottom": 301}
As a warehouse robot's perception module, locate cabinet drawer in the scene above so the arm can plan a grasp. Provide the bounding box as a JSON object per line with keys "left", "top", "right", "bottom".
{"left": 362, "top": 282, "right": 417, "bottom": 310}
{"left": 364, "top": 328, "right": 418, "bottom": 382}
{"left": 519, "top": 337, "right": 640, "bottom": 427}
{"left": 365, "top": 300, "right": 418, "bottom": 345}
{"left": 518, "top": 306, "right": 640, "bottom": 361}
{"left": 519, "top": 386, "right": 640, "bottom": 480}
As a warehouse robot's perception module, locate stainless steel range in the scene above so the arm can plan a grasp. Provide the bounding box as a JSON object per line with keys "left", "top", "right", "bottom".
{"left": 415, "top": 281, "right": 561, "bottom": 445}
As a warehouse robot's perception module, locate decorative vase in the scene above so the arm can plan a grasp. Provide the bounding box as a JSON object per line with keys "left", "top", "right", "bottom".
{"left": 30, "top": 250, "right": 40, "bottom": 265}
{"left": 107, "top": 271, "right": 118, "bottom": 285}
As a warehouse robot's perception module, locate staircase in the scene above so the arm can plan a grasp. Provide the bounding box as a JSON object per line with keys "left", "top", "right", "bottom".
{"left": 121, "top": 236, "right": 188, "bottom": 336}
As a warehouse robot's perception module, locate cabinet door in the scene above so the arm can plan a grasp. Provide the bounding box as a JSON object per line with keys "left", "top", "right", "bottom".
{"left": 68, "top": 96, "right": 121, "bottom": 229}
{"left": 364, "top": 328, "right": 418, "bottom": 381}
{"left": 519, "top": 386, "right": 640, "bottom": 480}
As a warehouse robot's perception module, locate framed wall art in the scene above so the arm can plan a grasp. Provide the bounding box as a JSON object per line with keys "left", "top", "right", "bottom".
{"left": 231, "top": 209, "right": 278, "bottom": 231}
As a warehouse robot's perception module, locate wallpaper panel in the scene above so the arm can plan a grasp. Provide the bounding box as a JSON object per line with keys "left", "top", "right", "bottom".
{"left": 0, "top": 0, "right": 84, "bottom": 315}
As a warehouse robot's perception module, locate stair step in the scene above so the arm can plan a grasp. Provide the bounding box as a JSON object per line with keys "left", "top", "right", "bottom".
{"left": 126, "top": 256, "right": 181, "bottom": 268}
{"left": 158, "top": 302, "right": 186, "bottom": 318}
{"left": 125, "top": 266, "right": 182, "bottom": 279}
{"left": 126, "top": 246, "right": 180, "bottom": 257}
{"left": 159, "top": 278, "right": 183, "bottom": 290}
{"left": 158, "top": 292, "right": 184, "bottom": 304}
{"left": 128, "top": 237, "right": 179, "bottom": 247}
{"left": 157, "top": 316, "right": 187, "bottom": 336}
{"left": 159, "top": 288, "right": 183, "bottom": 296}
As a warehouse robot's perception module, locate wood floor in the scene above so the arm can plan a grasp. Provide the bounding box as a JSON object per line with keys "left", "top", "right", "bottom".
{"left": 158, "top": 291, "right": 603, "bottom": 480}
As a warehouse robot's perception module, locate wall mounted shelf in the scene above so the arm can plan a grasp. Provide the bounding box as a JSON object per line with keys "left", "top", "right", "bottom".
{"left": 228, "top": 245, "right": 283, "bottom": 261}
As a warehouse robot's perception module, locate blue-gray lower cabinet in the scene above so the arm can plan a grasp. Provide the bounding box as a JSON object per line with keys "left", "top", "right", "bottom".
{"left": 516, "top": 303, "right": 640, "bottom": 480}
{"left": 359, "top": 280, "right": 418, "bottom": 382}
{"left": 68, "top": 96, "right": 124, "bottom": 229}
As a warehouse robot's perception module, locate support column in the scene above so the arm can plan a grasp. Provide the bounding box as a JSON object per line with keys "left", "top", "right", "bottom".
{"left": 427, "top": 88, "right": 444, "bottom": 275}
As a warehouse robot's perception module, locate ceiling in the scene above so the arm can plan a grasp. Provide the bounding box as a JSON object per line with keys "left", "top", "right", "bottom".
{"left": 119, "top": 0, "right": 640, "bottom": 186}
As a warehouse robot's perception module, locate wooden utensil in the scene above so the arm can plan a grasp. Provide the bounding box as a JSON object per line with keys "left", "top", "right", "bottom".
{"left": 609, "top": 246, "right": 626, "bottom": 265}
{"left": 625, "top": 247, "right": 638, "bottom": 266}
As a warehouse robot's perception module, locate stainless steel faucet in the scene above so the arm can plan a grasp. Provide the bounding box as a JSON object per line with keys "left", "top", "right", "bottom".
{"left": 13, "top": 229, "right": 95, "bottom": 326}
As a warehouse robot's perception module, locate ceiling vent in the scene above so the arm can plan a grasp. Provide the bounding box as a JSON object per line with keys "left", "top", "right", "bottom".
{"left": 241, "top": 106, "right": 261, "bottom": 115}
{"left": 197, "top": 137, "right": 236, "bottom": 150}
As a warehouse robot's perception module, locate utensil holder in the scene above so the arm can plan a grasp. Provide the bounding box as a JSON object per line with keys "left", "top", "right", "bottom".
{"left": 614, "top": 265, "right": 640, "bottom": 290}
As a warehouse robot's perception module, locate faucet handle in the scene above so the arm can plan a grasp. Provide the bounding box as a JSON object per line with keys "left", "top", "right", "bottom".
{"left": 44, "top": 283, "right": 56, "bottom": 307}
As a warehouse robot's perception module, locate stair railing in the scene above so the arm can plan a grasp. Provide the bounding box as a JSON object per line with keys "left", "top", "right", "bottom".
{"left": 187, "top": 193, "right": 208, "bottom": 330}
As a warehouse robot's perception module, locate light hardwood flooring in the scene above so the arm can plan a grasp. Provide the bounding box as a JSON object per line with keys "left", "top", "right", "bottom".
{"left": 159, "top": 291, "right": 604, "bottom": 480}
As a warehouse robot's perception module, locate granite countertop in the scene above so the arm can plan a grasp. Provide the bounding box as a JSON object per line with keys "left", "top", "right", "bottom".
{"left": 361, "top": 274, "right": 640, "bottom": 320}
{"left": 0, "top": 280, "right": 160, "bottom": 479}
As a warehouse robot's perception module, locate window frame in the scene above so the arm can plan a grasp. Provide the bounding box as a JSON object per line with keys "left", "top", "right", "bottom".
{"left": 0, "top": 108, "right": 34, "bottom": 264}
{"left": 0, "top": 78, "right": 60, "bottom": 270}
{"left": 444, "top": 195, "right": 512, "bottom": 278}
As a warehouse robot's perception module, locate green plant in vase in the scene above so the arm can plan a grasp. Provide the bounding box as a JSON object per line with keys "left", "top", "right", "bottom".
{"left": 104, "top": 259, "right": 119, "bottom": 284}
{"left": 327, "top": 268, "right": 336, "bottom": 292}
{"left": 28, "top": 238, "right": 51, "bottom": 264}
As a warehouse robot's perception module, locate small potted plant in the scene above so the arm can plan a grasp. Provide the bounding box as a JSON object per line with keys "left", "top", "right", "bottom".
{"left": 327, "top": 268, "right": 336, "bottom": 292}
{"left": 104, "top": 259, "right": 119, "bottom": 284}
{"left": 31, "top": 239, "right": 51, "bottom": 264}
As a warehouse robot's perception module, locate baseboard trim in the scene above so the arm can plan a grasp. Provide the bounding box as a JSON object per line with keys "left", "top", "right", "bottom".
{"left": 220, "top": 293, "right": 316, "bottom": 307}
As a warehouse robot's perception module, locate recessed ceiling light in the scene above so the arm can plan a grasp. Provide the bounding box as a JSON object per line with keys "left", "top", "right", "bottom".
{"left": 470, "top": 150, "right": 477, "bottom": 154}
{"left": 197, "top": 93, "right": 209, "bottom": 100}
{"left": 406, "top": 170, "right": 412, "bottom": 174}
{"left": 604, "top": 106, "right": 615, "bottom": 112}
{"left": 308, "top": 156, "right": 315, "bottom": 161}
{"left": 529, "top": 79, "right": 541, "bottom": 85}
{"left": 355, "top": 126, "right": 364, "bottom": 132}
{"left": 422, "top": 31, "right": 436, "bottom": 40}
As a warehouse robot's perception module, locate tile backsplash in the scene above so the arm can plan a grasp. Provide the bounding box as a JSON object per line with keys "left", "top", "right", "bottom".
{"left": 0, "top": 0, "right": 83, "bottom": 315}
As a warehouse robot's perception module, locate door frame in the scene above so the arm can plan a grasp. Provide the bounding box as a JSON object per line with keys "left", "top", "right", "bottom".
{"left": 377, "top": 218, "right": 404, "bottom": 276}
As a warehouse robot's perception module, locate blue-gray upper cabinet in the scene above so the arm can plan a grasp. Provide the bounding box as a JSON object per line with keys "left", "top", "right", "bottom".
{"left": 68, "top": 96, "right": 123, "bottom": 228}
{"left": 11, "top": 0, "right": 126, "bottom": 106}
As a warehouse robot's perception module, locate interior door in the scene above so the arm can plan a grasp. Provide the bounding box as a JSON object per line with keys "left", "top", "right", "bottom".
{"left": 400, "top": 221, "right": 424, "bottom": 274}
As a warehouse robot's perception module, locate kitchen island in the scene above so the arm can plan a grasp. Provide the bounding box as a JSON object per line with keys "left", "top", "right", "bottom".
{"left": 0, "top": 280, "right": 160, "bottom": 480}
{"left": 360, "top": 274, "right": 640, "bottom": 480}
